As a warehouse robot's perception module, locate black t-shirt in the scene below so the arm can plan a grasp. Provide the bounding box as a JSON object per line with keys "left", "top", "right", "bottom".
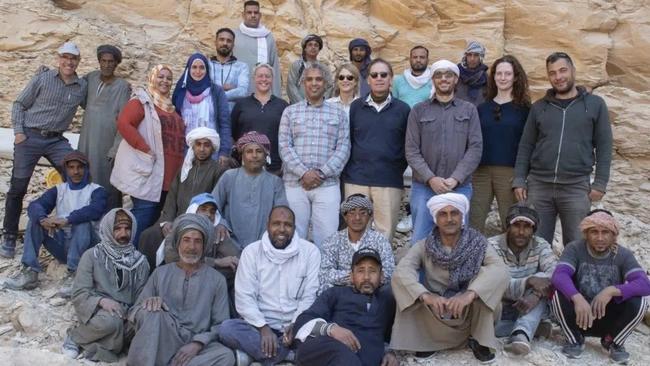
{"left": 555, "top": 95, "right": 578, "bottom": 109}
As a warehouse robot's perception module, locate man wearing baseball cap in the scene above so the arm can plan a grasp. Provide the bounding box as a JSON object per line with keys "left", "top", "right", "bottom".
{"left": 488, "top": 203, "right": 557, "bottom": 355}
{"left": 1, "top": 41, "right": 88, "bottom": 258}
{"left": 292, "top": 247, "right": 398, "bottom": 366}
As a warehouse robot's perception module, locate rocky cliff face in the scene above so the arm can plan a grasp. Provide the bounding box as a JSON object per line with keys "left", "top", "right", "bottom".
{"left": 0, "top": 0, "right": 648, "bottom": 225}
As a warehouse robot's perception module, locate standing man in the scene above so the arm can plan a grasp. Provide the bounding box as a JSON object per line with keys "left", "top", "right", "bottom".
{"left": 79, "top": 45, "right": 131, "bottom": 209}
{"left": 456, "top": 41, "right": 488, "bottom": 106}
{"left": 348, "top": 38, "right": 372, "bottom": 97}
{"left": 405, "top": 60, "right": 482, "bottom": 244}
{"left": 489, "top": 203, "right": 557, "bottom": 355}
{"left": 343, "top": 59, "right": 410, "bottom": 242}
{"left": 392, "top": 46, "right": 432, "bottom": 108}
{"left": 218, "top": 206, "right": 321, "bottom": 365}
{"left": 513, "top": 52, "right": 612, "bottom": 246}
{"left": 127, "top": 213, "right": 235, "bottom": 366}
{"left": 209, "top": 27, "right": 250, "bottom": 112}
{"left": 1, "top": 41, "right": 87, "bottom": 256}
{"left": 279, "top": 62, "right": 350, "bottom": 247}
{"left": 234, "top": 0, "right": 282, "bottom": 96}
{"left": 287, "top": 34, "right": 332, "bottom": 104}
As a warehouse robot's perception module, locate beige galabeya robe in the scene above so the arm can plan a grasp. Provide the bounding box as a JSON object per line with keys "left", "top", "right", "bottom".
{"left": 390, "top": 239, "right": 510, "bottom": 352}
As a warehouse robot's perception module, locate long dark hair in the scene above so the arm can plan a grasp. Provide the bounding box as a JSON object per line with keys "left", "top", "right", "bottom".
{"left": 486, "top": 55, "right": 531, "bottom": 107}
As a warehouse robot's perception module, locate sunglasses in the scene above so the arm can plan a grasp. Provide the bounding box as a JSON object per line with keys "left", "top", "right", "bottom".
{"left": 338, "top": 75, "right": 355, "bottom": 81}
{"left": 369, "top": 72, "right": 389, "bottom": 79}
{"left": 433, "top": 71, "right": 456, "bottom": 80}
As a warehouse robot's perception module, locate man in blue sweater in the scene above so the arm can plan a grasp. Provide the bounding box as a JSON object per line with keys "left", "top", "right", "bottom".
{"left": 4, "top": 151, "right": 107, "bottom": 295}
{"left": 343, "top": 58, "right": 410, "bottom": 242}
{"left": 293, "top": 247, "right": 398, "bottom": 366}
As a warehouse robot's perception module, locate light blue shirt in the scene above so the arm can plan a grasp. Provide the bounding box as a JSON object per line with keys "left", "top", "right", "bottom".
{"left": 209, "top": 57, "right": 250, "bottom": 112}
{"left": 392, "top": 75, "right": 432, "bottom": 108}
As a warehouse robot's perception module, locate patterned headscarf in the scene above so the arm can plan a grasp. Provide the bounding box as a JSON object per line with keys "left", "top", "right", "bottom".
{"left": 236, "top": 131, "right": 271, "bottom": 155}
{"left": 340, "top": 194, "right": 373, "bottom": 215}
{"left": 93, "top": 208, "right": 149, "bottom": 291}
{"left": 147, "top": 64, "right": 176, "bottom": 113}
{"left": 580, "top": 211, "right": 619, "bottom": 237}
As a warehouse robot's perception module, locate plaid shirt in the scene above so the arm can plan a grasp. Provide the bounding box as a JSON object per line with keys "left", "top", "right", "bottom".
{"left": 279, "top": 99, "right": 350, "bottom": 187}
{"left": 12, "top": 69, "right": 87, "bottom": 134}
{"left": 488, "top": 233, "right": 557, "bottom": 301}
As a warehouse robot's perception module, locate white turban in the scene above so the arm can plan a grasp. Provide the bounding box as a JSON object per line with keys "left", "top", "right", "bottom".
{"left": 180, "top": 127, "right": 220, "bottom": 183}
{"left": 426, "top": 193, "right": 469, "bottom": 224}
{"left": 430, "top": 60, "right": 460, "bottom": 78}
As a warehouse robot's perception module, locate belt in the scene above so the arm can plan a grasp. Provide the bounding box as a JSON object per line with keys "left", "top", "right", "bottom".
{"left": 25, "top": 127, "right": 63, "bottom": 138}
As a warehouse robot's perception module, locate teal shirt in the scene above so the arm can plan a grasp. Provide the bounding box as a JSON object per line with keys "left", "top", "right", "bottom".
{"left": 391, "top": 75, "right": 432, "bottom": 108}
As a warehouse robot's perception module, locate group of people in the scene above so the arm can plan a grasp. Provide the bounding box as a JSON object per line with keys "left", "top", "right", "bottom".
{"left": 1, "top": 0, "right": 649, "bottom": 365}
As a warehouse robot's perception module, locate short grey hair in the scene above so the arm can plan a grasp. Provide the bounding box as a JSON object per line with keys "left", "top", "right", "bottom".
{"left": 253, "top": 63, "right": 274, "bottom": 78}
{"left": 299, "top": 61, "right": 331, "bottom": 90}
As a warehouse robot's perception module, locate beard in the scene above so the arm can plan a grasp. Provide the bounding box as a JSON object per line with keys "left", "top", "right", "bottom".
{"left": 217, "top": 47, "right": 232, "bottom": 57}
{"left": 180, "top": 253, "right": 202, "bottom": 265}
{"left": 411, "top": 63, "right": 427, "bottom": 73}
{"left": 553, "top": 78, "right": 575, "bottom": 94}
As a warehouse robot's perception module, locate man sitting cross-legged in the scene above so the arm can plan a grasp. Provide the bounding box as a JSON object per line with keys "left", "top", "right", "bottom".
{"left": 293, "top": 247, "right": 398, "bottom": 366}
{"left": 127, "top": 213, "right": 234, "bottom": 366}
{"left": 551, "top": 209, "right": 650, "bottom": 364}
{"left": 218, "top": 206, "right": 320, "bottom": 365}
{"left": 62, "top": 208, "right": 149, "bottom": 362}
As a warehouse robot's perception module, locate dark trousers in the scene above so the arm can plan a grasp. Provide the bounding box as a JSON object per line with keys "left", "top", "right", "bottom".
{"left": 3, "top": 130, "right": 72, "bottom": 236}
{"left": 296, "top": 337, "right": 362, "bottom": 366}
{"left": 551, "top": 290, "right": 648, "bottom": 346}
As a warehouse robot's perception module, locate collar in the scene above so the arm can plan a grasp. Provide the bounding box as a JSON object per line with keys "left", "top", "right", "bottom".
{"left": 54, "top": 69, "right": 80, "bottom": 85}
{"left": 211, "top": 55, "right": 238, "bottom": 65}
{"left": 365, "top": 93, "right": 392, "bottom": 112}
{"left": 305, "top": 98, "right": 325, "bottom": 107}
{"left": 429, "top": 95, "right": 458, "bottom": 106}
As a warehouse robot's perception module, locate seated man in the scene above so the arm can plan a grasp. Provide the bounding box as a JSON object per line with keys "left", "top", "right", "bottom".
{"left": 5, "top": 151, "right": 107, "bottom": 296}
{"left": 489, "top": 203, "right": 557, "bottom": 355}
{"left": 293, "top": 248, "right": 398, "bottom": 366}
{"left": 162, "top": 193, "right": 241, "bottom": 314}
{"left": 212, "top": 131, "right": 288, "bottom": 248}
{"left": 62, "top": 208, "right": 149, "bottom": 362}
{"left": 127, "top": 213, "right": 234, "bottom": 366}
{"left": 319, "top": 194, "right": 395, "bottom": 292}
{"left": 551, "top": 209, "right": 650, "bottom": 364}
{"left": 390, "top": 193, "right": 509, "bottom": 363}
{"left": 218, "top": 206, "right": 320, "bottom": 365}
{"left": 139, "top": 126, "right": 224, "bottom": 265}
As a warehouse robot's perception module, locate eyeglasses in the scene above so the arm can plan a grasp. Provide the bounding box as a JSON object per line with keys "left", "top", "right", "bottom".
{"left": 338, "top": 75, "right": 355, "bottom": 81}
{"left": 493, "top": 104, "right": 501, "bottom": 121}
{"left": 433, "top": 71, "right": 456, "bottom": 80}
{"left": 369, "top": 72, "right": 389, "bottom": 79}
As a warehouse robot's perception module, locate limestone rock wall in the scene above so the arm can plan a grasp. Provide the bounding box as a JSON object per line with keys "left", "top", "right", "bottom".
{"left": 0, "top": 0, "right": 648, "bottom": 225}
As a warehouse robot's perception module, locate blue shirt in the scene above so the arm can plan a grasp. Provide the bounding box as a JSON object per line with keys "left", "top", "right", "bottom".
{"left": 391, "top": 75, "right": 432, "bottom": 108}
{"left": 478, "top": 100, "right": 529, "bottom": 167}
{"left": 209, "top": 57, "right": 250, "bottom": 112}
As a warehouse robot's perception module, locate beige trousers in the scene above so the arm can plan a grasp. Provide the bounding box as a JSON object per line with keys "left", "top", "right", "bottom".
{"left": 469, "top": 165, "right": 516, "bottom": 233}
{"left": 344, "top": 183, "right": 403, "bottom": 242}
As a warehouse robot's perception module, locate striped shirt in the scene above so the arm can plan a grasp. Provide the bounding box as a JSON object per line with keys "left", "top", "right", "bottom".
{"left": 12, "top": 69, "right": 87, "bottom": 134}
{"left": 278, "top": 99, "right": 350, "bottom": 186}
{"left": 488, "top": 233, "right": 557, "bottom": 301}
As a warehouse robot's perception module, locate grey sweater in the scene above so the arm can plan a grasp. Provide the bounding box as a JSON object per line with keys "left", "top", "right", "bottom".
{"left": 513, "top": 87, "right": 612, "bottom": 192}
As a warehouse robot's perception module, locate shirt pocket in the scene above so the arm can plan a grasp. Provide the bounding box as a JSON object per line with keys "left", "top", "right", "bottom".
{"left": 418, "top": 117, "right": 438, "bottom": 136}
{"left": 324, "top": 118, "right": 340, "bottom": 140}
{"left": 454, "top": 113, "right": 470, "bottom": 135}
{"left": 64, "top": 88, "right": 85, "bottom": 107}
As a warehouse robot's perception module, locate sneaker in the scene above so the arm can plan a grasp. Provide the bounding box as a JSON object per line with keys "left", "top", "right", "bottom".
{"left": 414, "top": 350, "right": 437, "bottom": 360}
{"left": 235, "top": 349, "right": 252, "bottom": 366}
{"left": 503, "top": 332, "right": 531, "bottom": 355}
{"left": 61, "top": 334, "right": 80, "bottom": 359}
{"left": 561, "top": 342, "right": 585, "bottom": 359}
{"left": 0, "top": 234, "right": 17, "bottom": 258}
{"left": 608, "top": 344, "right": 630, "bottom": 364}
{"left": 396, "top": 215, "right": 413, "bottom": 233}
{"left": 468, "top": 338, "right": 496, "bottom": 364}
{"left": 57, "top": 273, "right": 75, "bottom": 298}
{"left": 534, "top": 319, "right": 553, "bottom": 339}
{"left": 4, "top": 266, "right": 38, "bottom": 290}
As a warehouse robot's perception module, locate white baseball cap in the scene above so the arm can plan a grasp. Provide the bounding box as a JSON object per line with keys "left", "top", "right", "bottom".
{"left": 57, "top": 42, "right": 80, "bottom": 56}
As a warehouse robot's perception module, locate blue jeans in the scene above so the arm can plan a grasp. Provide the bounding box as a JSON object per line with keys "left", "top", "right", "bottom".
{"left": 131, "top": 197, "right": 162, "bottom": 249}
{"left": 21, "top": 219, "right": 96, "bottom": 272}
{"left": 410, "top": 181, "right": 473, "bottom": 244}
{"left": 495, "top": 299, "right": 549, "bottom": 340}
{"left": 218, "top": 319, "right": 290, "bottom": 365}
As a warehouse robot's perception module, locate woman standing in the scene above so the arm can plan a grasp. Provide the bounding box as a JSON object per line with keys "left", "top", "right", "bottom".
{"left": 469, "top": 55, "right": 531, "bottom": 233}
{"left": 231, "top": 63, "right": 288, "bottom": 174}
{"left": 172, "top": 53, "right": 232, "bottom": 164}
{"left": 111, "top": 65, "right": 186, "bottom": 247}
{"left": 326, "top": 63, "right": 360, "bottom": 115}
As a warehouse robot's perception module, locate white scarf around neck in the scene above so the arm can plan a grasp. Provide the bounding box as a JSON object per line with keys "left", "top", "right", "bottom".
{"left": 239, "top": 22, "right": 271, "bottom": 64}
{"left": 261, "top": 231, "right": 301, "bottom": 264}
{"left": 404, "top": 67, "right": 432, "bottom": 90}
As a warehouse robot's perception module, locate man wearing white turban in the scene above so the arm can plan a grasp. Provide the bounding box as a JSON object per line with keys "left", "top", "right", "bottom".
{"left": 405, "top": 59, "right": 483, "bottom": 244}
{"left": 138, "top": 127, "right": 225, "bottom": 269}
{"left": 391, "top": 192, "right": 509, "bottom": 363}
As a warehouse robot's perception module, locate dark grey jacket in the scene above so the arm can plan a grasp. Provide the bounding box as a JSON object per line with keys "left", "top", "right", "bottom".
{"left": 513, "top": 87, "right": 612, "bottom": 192}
